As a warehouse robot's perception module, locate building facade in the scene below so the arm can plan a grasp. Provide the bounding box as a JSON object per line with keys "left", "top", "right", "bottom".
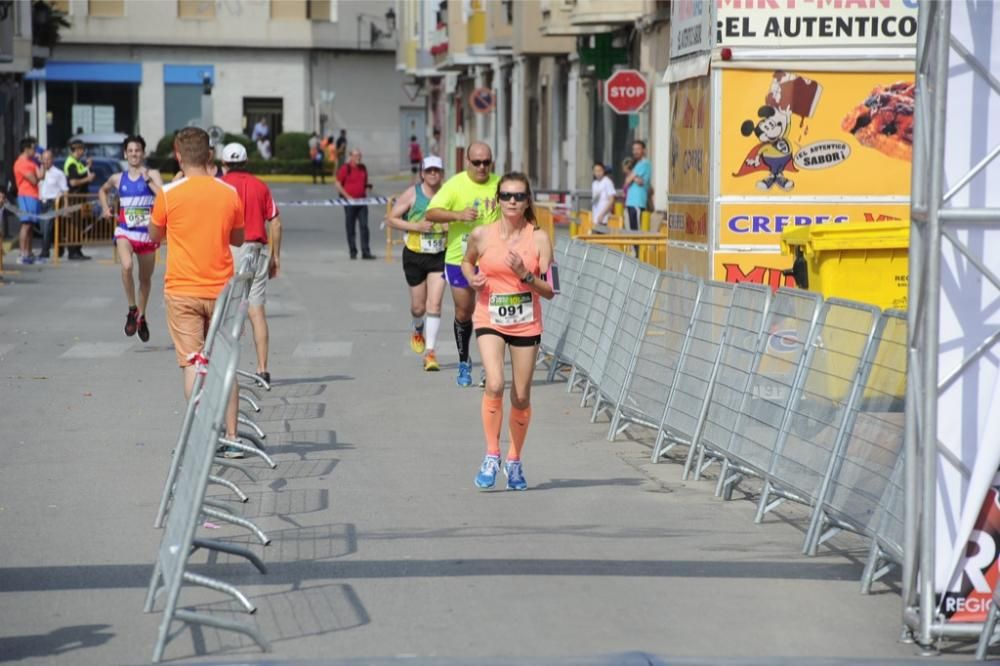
{"left": 396, "top": 0, "right": 668, "bottom": 206}
{"left": 28, "top": 0, "right": 414, "bottom": 173}
{"left": 1, "top": 0, "right": 35, "bottom": 188}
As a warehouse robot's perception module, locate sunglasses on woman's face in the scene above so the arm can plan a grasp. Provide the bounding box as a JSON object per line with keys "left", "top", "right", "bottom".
{"left": 498, "top": 191, "right": 529, "bottom": 202}
{"left": 469, "top": 159, "right": 492, "bottom": 168}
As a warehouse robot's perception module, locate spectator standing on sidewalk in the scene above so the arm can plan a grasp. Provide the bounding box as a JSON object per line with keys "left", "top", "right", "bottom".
{"left": 308, "top": 132, "right": 325, "bottom": 184}
{"left": 334, "top": 148, "right": 375, "bottom": 260}
{"left": 13, "top": 137, "right": 44, "bottom": 264}
{"left": 335, "top": 129, "right": 348, "bottom": 167}
{"left": 38, "top": 149, "right": 68, "bottom": 261}
{"left": 623, "top": 140, "right": 651, "bottom": 233}
{"left": 221, "top": 142, "right": 283, "bottom": 387}
{"left": 591, "top": 162, "right": 615, "bottom": 232}
{"left": 63, "top": 140, "right": 94, "bottom": 260}
{"left": 99, "top": 134, "right": 163, "bottom": 342}
{"left": 408, "top": 135, "right": 423, "bottom": 183}
{"left": 149, "top": 127, "right": 245, "bottom": 448}
{"left": 252, "top": 118, "right": 271, "bottom": 161}
{"left": 322, "top": 133, "right": 338, "bottom": 173}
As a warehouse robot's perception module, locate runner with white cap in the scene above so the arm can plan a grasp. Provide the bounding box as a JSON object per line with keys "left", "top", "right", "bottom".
{"left": 384, "top": 155, "right": 447, "bottom": 371}
{"left": 221, "top": 141, "right": 283, "bottom": 387}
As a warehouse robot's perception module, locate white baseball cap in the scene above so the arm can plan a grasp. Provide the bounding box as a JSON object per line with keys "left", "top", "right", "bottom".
{"left": 422, "top": 155, "right": 444, "bottom": 171}
{"left": 222, "top": 142, "right": 248, "bottom": 163}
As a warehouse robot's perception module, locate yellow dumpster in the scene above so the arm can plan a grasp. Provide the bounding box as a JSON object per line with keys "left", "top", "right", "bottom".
{"left": 781, "top": 221, "right": 909, "bottom": 311}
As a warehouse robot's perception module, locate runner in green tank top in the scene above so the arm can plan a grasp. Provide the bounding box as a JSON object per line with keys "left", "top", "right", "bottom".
{"left": 384, "top": 156, "right": 446, "bottom": 371}
{"left": 426, "top": 142, "right": 501, "bottom": 388}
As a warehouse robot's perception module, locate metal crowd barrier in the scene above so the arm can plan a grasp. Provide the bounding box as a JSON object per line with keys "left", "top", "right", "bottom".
{"left": 562, "top": 244, "right": 612, "bottom": 392}
{"left": 572, "top": 246, "right": 629, "bottom": 398}
{"left": 540, "top": 241, "right": 589, "bottom": 382}
{"left": 153, "top": 250, "right": 274, "bottom": 529}
{"left": 52, "top": 193, "right": 115, "bottom": 261}
{"left": 714, "top": 288, "right": 822, "bottom": 504}
{"left": 863, "top": 455, "right": 905, "bottom": 595}
{"left": 754, "top": 298, "right": 880, "bottom": 524}
{"left": 147, "top": 250, "right": 279, "bottom": 662}
{"left": 608, "top": 271, "right": 701, "bottom": 441}
{"left": 593, "top": 259, "right": 661, "bottom": 425}
{"left": 686, "top": 284, "right": 773, "bottom": 486}
{"left": 803, "top": 310, "right": 907, "bottom": 557}
{"left": 551, "top": 238, "right": 922, "bottom": 604}
{"left": 383, "top": 198, "right": 405, "bottom": 262}
{"left": 645, "top": 281, "right": 739, "bottom": 461}
{"left": 145, "top": 270, "right": 270, "bottom": 662}
{"left": 579, "top": 253, "right": 639, "bottom": 410}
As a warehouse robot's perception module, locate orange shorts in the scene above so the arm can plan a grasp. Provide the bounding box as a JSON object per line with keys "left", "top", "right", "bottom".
{"left": 164, "top": 294, "right": 217, "bottom": 367}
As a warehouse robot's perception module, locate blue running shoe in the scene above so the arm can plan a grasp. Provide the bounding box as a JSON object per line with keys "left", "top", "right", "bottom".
{"left": 456, "top": 361, "right": 473, "bottom": 387}
{"left": 474, "top": 454, "right": 501, "bottom": 489}
{"left": 504, "top": 460, "right": 528, "bottom": 490}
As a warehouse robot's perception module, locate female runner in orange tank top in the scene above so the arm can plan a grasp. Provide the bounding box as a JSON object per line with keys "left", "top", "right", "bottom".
{"left": 461, "top": 172, "right": 554, "bottom": 490}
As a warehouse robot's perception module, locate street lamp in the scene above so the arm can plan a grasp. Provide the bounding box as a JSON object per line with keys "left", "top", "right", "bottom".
{"left": 356, "top": 8, "right": 396, "bottom": 49}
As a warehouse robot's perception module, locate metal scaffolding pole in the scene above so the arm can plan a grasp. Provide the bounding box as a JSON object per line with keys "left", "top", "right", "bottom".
{"left": 907, "top": 0, "right": 1000, "bottom": 652}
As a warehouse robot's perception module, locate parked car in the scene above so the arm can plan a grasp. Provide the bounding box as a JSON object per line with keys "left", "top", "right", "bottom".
{"left": 66, "top": 132, "right": 129, "bottom": 168}
{"left": 54, "top": 156, "right": 123, "bottom": 195}
{"left": 66, "top": 132, "right": 128, "bottom": 156}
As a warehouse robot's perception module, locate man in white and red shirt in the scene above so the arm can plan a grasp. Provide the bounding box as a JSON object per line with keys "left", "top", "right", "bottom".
{"left": 334, "top": 148, "right": 374, "bottom": 260}
{"left": 221, "top": 142, "right": 283, "bottom": 386}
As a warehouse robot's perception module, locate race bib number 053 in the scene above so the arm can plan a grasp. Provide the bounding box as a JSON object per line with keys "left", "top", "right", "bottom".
{"left": 124, "top": 206, "right": 151, "bottom": 228}
{"left": 489, "top": 292, "right": 534, "bottom": 326}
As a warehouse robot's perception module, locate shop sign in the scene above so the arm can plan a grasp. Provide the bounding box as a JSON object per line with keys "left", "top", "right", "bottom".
{"left": 715, "top": 0, "right": 919, "bottom": 48}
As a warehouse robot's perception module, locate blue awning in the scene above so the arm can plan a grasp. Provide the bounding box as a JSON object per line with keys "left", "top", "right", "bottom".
{"left": 26, "top": 61, "right": 142, "bottom": 83}
{"left": 164, "top": 64, "right": 215, "bottom": 85}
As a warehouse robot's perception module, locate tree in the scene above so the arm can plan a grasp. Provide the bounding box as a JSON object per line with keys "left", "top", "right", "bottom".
{"left": 32, "top": 1, "right": 71, "bottom": 67}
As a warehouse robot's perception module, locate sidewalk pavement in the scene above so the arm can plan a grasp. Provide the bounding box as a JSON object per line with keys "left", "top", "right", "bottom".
{"left": 0, "top": 182, "right": 966, "bottom": 664}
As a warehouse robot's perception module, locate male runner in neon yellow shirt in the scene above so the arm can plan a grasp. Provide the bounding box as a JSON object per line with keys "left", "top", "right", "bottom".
{"left": 425, "top": 142, "right": 500, "bottom": 387}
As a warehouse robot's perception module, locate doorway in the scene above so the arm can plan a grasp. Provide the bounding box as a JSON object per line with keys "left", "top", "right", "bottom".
{"left": 242, "top": 97, "right": 283, "bottom": 139}
{"left": 399, "top": 107, "right": 427, "bottom": 170}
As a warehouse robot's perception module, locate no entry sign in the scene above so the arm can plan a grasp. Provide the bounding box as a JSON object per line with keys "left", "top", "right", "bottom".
{"left": 606, "top": 69, "right": 649, "bottom": 115}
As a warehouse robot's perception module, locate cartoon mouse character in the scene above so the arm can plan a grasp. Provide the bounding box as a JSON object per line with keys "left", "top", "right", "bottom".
{"left": 733, "top": 105, "right": 797, "bottom": 191}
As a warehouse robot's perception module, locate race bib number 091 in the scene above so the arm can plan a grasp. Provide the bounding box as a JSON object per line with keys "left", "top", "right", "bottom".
{"left": 489, "top": 292, "right": 534, "bottom": 326}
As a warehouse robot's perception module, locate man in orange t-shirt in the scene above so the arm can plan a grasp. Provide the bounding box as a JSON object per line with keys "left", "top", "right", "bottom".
{"left": 149, "top": 127, "right": 245, "bottom": 440}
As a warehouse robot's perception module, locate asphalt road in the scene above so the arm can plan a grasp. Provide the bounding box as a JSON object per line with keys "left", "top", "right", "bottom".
{"left": 0, "top": 180, "right": 965, "bottom": 664}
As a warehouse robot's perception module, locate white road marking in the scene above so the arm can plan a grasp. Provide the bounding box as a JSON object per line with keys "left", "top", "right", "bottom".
{"left": 266, "top": 301, "right": 306, "bottom": 314}
{"left": 61, "top": 342, "right": 134, "bottom": 358}
{"left": 350, "top": 303, "right": 391, "bottom": 313}
{"left": 64, "top": 296, "right": 114, "bottom": 309}
{"left": 293, "top": 342, "right": 353, "bottom": 358}
{"left": 402, "top": 345, "right": 456, "bottom": 358}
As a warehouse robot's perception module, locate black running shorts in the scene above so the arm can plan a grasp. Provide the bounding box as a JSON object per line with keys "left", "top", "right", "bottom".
{"left": 475, "top": 328, "right": 542, "bottom": 347}
{"left": 402, "top": 247, "right": 445, "bottom": 287}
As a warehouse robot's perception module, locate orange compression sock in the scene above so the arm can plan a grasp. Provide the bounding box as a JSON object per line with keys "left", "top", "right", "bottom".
{"left": 482, "top": 395, "right": 503, "bottom": 457}
{"left": 507, "top": 405, "right": 532, "bottom": 461}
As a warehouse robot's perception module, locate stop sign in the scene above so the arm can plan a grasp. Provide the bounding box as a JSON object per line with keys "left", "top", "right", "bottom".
{"left": 605, "top": 69, "right": 649, "bottom": 115}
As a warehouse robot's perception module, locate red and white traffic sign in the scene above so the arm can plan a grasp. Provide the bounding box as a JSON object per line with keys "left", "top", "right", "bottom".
{"left": 605, "top": 69, "right": 649, "bottom": 115}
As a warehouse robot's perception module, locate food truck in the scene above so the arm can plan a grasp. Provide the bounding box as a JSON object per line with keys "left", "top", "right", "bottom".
{"left": 664, "top": 0, "right": 917, "bottom": 289}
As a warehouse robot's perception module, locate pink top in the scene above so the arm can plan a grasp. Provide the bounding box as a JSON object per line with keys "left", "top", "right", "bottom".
{"left": 472, "top": 222, "right": 542, "bottom": 337}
